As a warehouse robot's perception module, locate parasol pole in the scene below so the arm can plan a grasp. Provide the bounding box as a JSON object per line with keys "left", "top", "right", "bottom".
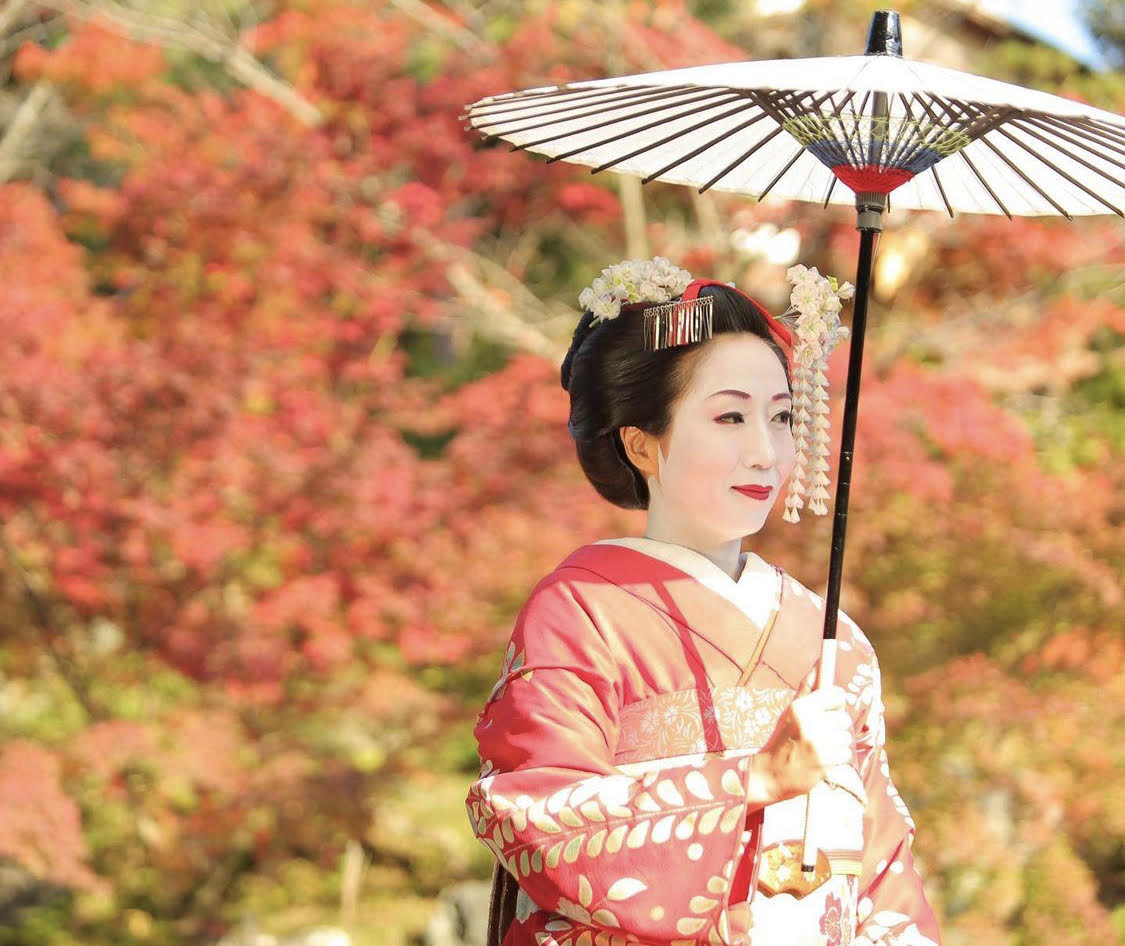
{"left": 801, "top": 8, "right": 897, "bottom": 876}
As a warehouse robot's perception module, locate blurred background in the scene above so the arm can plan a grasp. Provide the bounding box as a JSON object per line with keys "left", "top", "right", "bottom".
{"left": 0, "top": 1, "right": 1121, "bottom": 944}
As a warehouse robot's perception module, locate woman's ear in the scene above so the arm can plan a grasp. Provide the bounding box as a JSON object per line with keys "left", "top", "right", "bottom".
{"left": 620, "top": 426, "right": 661, "bottom": 480}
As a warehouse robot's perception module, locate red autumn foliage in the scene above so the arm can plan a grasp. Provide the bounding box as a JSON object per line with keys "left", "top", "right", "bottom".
{"left": 0, "top": 742, "right": 103, "bottom": 892}
{"left": 0, "top": 1, "right": 1121, "bottom": 942}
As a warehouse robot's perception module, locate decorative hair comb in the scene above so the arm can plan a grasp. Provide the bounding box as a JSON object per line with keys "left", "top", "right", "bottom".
{"left": 642, "top": 295, "right": 714, "bottom": 350}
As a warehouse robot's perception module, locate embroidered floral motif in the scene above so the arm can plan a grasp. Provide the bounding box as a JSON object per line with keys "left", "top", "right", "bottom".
{"left": 821, "top": 891, "right": 846, "bottom": 946}
{"left": 614, "top": 686, "right": 793, "bottom": 764}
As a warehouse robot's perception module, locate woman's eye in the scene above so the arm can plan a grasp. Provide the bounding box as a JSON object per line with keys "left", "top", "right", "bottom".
{"left": 716, "top": 412, "right": 744, "bottom": 424}
{"left": 773, "top": 410, "right": 793, "bottom": 425}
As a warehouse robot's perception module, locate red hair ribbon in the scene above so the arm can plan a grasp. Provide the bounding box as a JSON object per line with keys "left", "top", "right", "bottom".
{"left": 681, "top": 278, "right": 793, "bottom": 354}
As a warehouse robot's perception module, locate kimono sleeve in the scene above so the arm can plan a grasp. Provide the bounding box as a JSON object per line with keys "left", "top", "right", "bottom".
{"left": 853, "top": 653, "right": 942, "bottom": 946}
{"left": 466, "top": 575, "right": 760, "bottom": 945}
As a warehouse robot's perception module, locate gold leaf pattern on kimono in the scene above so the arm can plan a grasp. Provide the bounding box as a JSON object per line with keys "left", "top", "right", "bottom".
{"left": 577, "top": 874, "right": 593, "bottom": 907}
{"left": 676, "top": 916, "right": 707, "bottom": 935}
{"left": 562, "top": 835, "right": 583, "bottom": 863}
{"left": 559, "top": 807, "right": 583, "bottom": 828}
{"left": 487, "top": 642, "right": 528, "bottom": 702}
{"left": 556, "top": 897, "right": 591, "bottom": 925}
{"left": 626, "top": 820, "right": 649, "bottom": 848}
{"left": 606, "top": 876, "right": 647, "bottom": 901}
{"left": 684, "top": 770, "right": 714, "bottom": 801}
{"left": 591, "top": 907, "right": 621, "bottom": 927}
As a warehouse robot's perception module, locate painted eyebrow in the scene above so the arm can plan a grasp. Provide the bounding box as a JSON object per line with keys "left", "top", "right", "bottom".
{"left": 707, "top": 389, "right": 792, "bottom": 402}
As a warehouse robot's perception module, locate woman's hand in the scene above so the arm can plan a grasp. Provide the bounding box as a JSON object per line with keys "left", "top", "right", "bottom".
{"left": 757, "top": 685, "right": 854, "bottom": 802}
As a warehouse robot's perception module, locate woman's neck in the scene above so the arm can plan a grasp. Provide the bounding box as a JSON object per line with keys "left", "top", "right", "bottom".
{"left": 642, "top": 516, "right": 744, "bottom": 580}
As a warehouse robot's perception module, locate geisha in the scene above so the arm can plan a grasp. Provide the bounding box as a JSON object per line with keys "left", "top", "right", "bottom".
{"left": 466, "top": 257, "right": 941, "bottom": 946}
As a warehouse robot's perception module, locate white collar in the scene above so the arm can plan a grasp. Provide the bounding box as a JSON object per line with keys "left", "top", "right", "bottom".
{"left": 594, "top": 536, "right": 781, "bottom": 629}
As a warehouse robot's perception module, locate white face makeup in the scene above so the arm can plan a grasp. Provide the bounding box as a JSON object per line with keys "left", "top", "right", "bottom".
{"left": 643, "top": 334, "right": 796, "bottom": 563}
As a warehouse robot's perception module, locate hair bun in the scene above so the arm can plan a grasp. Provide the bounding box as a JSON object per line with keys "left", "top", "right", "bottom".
{"left": 560, "top": 310, "right": 597, "bottom": 391}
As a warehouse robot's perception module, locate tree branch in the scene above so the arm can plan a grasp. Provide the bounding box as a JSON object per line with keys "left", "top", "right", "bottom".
{"left": 387, "top": 0, "right": 482, "bottom": 54}
{"left": 422, "top": 237, "right": 572, "bottom": 362}
{"left": 0, "top": 79, "right": 55, "bottom": 185}
{"left": 0, "top": 0, "right": 31, "bottom": 36}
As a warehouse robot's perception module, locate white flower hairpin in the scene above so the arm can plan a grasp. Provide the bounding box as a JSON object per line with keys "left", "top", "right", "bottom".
{"left": 578, "top": 257, "right": 694, "bottom": 324}
{"left": 778, "top": 265, "right": 854, "bottom": 523}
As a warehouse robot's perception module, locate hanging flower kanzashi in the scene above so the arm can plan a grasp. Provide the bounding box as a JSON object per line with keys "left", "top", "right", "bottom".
{"left": 779, "top": 265, "right": 853, "bottom": 523}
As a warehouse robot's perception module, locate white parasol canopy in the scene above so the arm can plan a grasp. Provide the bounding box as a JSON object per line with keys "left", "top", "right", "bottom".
{"left": 467, "top": 51, "right": 1125, "bottom": 217}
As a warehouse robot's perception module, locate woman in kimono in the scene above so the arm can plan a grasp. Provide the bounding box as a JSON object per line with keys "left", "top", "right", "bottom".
{"left": 466, "top": 258, "right": 941, "bottom": 946}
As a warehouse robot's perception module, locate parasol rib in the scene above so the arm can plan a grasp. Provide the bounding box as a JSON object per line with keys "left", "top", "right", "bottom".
{"left": 929, "top": 97, "right": 1013, "bottom": 142}
{"left": 976, "top": 136, "right": 1072, "bottom": 218}
{"left": 468, "top": 84, "right": 686, "bottom": 121}
{"left": 488, "top": 87, "right": 733, "bottom": 141}
{"left": 1027, "top": 114, "right": 1125, "bottom": 158}
{"left": 892, "top": 93, "right": 965, "bottom": 174}
{"left": 754, "top": 87, "right": 861, "bottom": 170}
{"left": 882, "top": 94, "right": 919, "bottom": 169}
{"left": 497, "top": 87, "right": 739, "bottom": 139}
{"left": 927, "top": 162, "right": 956, "bottom": 218}
{"left": 995, "top": 127, "right": 1122, "bottom": 215}
{"left": 955, "top": 147, "right": 1013, "bottom": 217}
{"left": 907, "top": 95, "right": 1021, "bottom": 215}
{"left": 698, "top": 125, "right": 788, "bottom": 192}
{"left": 822, "top": 173, "right": 840, "bottom": 209}
{"left": 755, "top": 146, "right": 811, "bottom": 202}
{"left": 852, "top": 90, "right": 877, "bottom": 167}
{"left": 515, "top": 91, "right": 745, "bottom": 155}
{"left": 699, "top": 89, "right": 847, "bottom": 195}
{"left": 1013, "top": 118, "right": 1125, "bottom": 172}
{"left": 641, "top": 110, "right": 774, "bottom": 184}
{"left": 1076, "top": 116, "right": 1125, "bottom": 146}
{"left": 582, "top": 98, "right": 762, "bottom": 174}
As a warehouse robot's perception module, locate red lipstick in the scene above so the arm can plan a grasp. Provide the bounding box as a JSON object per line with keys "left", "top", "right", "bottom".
{"left": 734, "top": 485, "right": 773, "bottom": 500}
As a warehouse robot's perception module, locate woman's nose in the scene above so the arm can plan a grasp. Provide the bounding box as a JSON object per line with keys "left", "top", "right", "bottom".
{"left": 742, "top": 417, "right": 776, "bottom": 468}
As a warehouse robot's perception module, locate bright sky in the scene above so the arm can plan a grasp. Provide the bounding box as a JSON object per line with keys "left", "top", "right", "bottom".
{"left": 971, "top": 0, "right": 1110, "bottom": 69}
{"left": 753, "top": 0, "right": 1112, "bottom": 70}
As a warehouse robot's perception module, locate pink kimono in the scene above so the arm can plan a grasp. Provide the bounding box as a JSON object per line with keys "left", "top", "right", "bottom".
{"left": 466, "top": 539, "right": 941, "bottom": 946}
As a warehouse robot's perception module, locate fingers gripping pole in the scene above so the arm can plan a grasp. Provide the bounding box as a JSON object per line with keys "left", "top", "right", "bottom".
{"left": 800, "top": 636, "right": 838, "bottom": 873}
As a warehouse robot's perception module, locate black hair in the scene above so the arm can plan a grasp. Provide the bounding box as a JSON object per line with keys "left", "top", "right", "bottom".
{"left": 560, "top": 284, "right": 789, "bottom": 509}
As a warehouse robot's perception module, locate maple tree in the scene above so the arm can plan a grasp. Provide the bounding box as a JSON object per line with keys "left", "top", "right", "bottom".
{"left": 0, "top": 1, "right": 1121, "bottom": 944}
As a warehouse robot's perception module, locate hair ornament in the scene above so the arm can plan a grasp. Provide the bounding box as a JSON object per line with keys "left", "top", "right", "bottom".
{"left": 643, "top": 295, "right": 714, "bottom": 351}
{"left": 578, "top": 257, "right": 693, "bottom": 324}
{"left": 778, "top": 265, "right": 854, "bottom": 523}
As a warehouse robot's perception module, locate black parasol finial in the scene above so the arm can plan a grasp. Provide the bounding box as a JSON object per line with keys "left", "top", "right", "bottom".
{"left": 866, "top": 10, "right": 903, "bottom": 57}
